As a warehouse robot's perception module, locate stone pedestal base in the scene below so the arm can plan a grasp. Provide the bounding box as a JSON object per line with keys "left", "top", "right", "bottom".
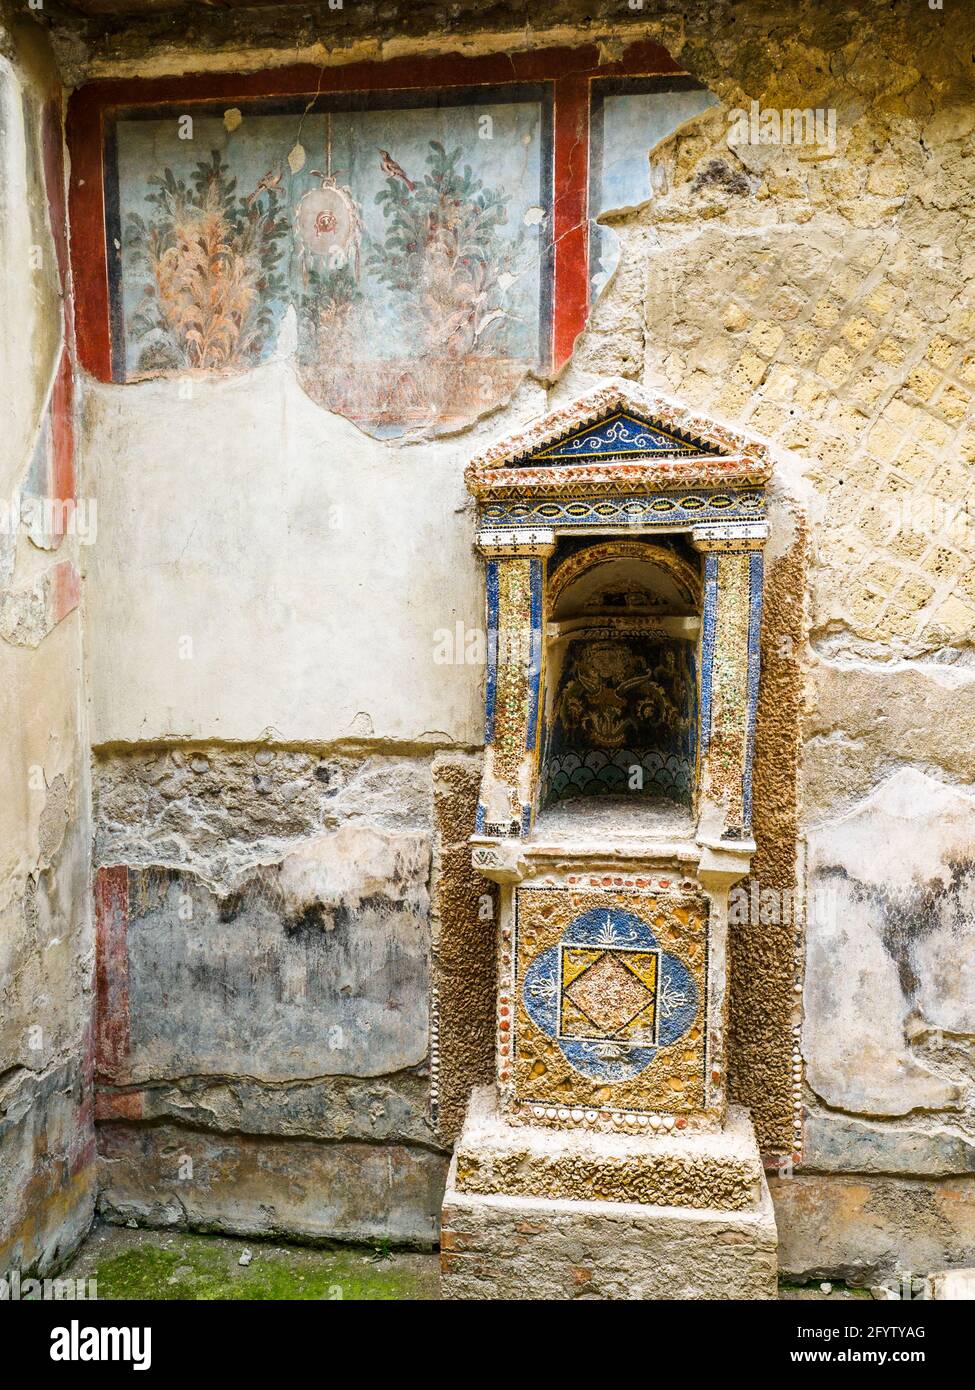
{"left": 440, "top": 1088, "right": 778, "bottom": 1300}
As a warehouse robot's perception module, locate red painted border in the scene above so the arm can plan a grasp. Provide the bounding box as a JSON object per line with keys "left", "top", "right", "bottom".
{"left": 67, "top": 40, "right": 682, "bottom": 383}
{"left": 552, "top": 72, "right": 590, "bottom": 369}
{"left": 94, "top": 866, "right": 130, "bottom": 1083}
{"left": 68, "top": 94, "right": 111, "bottom": 380}
{"left": 50, "top": 346, "right": 75, "bottom": 520}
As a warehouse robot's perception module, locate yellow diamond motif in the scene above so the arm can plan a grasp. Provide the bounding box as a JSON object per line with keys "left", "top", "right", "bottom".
{"left": 561, "top": 948, "right": 658, "bottom": 1041}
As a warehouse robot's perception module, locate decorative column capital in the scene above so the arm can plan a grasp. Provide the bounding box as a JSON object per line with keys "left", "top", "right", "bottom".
{"left": 696, "top": 835, "right": 756, "bottom": 892}
{"left": 470, "top": 839, "right": 528, "bottom": 883}
{"left": 690, "top": 522, "right": 769, "bottom": 553}
{"left": 476, "top": 528, "right": 557, "bottom": 558}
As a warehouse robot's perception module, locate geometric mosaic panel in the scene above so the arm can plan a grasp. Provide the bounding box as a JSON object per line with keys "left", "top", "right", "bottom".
{"left": 513, "top": 884, "right": 708, "bottom": 1115}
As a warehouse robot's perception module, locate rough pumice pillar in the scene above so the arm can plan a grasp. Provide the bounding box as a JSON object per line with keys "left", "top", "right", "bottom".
{"left": 441, "top": 378, "right": 778, "bottom": 1300}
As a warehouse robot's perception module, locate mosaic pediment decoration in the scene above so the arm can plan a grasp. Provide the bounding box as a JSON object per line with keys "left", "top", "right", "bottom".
{"left": 466, "top": 378, "right": 772, "bottom": 495}
{"left": 530, "top": 411, "right": 710, "bottom": 463}
{"left": 514, "top": 887, "right": 707, "bottom": 1113}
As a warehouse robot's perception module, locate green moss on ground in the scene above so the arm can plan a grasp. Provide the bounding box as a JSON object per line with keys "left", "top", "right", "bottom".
{"left": 64, "top": 1224, "right": 440, "bottom": 1301}
{"left": 779, "top": 1279, "right": 872, "bottom": 1300}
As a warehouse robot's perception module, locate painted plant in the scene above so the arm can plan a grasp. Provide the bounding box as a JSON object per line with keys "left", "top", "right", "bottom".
{"left": 123, "top": 149, "right": 288, "bottom": 373}
{"left": 297, "top": 137, "right": 537, "bottom": 434}
{"left": 368, "top": 139, "right": 525, "bottom": 359}
{"left": 114, "top": 99, "right": 547, "bottom": 433}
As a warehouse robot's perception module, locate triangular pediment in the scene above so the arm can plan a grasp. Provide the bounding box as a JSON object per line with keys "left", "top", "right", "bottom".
{"left": 467, "top": 379, "right": 770, "bottom": 488}
{"left": 531, "top": 410, "right": 710, "bottom": 463}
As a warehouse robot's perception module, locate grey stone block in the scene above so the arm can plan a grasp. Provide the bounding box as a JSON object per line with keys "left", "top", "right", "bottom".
{"left": 441, "top": 1092, "right": 778, "bottom": 1299}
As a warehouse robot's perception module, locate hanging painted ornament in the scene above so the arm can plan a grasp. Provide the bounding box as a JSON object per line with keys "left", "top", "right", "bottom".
{"left": 295, "top": 173, "right": 362, "bottom": 280}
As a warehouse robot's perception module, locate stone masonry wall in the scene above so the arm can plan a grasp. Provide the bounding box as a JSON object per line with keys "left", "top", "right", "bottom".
{"left": 566, "top": 0, "right": 975, "bottom": 1284}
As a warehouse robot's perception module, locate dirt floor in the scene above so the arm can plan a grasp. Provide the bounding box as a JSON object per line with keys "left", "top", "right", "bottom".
{"left": 56, "top": 1222, "right": 872, "bottom": 1300}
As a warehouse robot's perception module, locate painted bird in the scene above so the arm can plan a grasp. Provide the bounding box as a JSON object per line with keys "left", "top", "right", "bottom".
{"left": 378, "top": 149, "right": 416, "bottom": 191}
{"left": 247, "top": 166, "right": 283, "bottom": 205}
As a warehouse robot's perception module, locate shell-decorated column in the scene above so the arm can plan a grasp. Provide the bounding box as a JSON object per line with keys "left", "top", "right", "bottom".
{"left": 474, "top": 529, "right": 555, "bottom": 840}
{"left": 692, "top": 523, "right": 768, "bottom": 840}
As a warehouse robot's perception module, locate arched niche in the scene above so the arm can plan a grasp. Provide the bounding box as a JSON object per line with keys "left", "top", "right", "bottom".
{"left": 540, "top": 538, "right": 702, "bottom": 821}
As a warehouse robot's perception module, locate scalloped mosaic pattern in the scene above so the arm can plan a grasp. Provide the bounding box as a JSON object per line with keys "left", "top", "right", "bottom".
{"left": 543, "top": 748, "right": 693, "bottom": 802}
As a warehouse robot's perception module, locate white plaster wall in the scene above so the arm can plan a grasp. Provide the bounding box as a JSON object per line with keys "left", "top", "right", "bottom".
{"left": 0, "top": 20, "right": 87, "bottom": 1042}
{"left": 80, "top": 362, "right": 537, "bottom": 747}
{"left": 0, "top": 9, "right": 94, "bottom": 1277}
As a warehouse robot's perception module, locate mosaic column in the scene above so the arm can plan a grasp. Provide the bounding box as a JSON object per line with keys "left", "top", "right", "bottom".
{"left": 692, "top": 523, "right": 768, "bottom": 840}
{"left": 474, "top": 529, "right": 554, "bottom": 841}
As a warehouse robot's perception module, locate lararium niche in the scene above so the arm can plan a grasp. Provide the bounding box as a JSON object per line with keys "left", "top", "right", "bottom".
{"left": 440, "top": 379, "right": 778, "bottom": 1301}
{"left": 541, "top": 536, "right": 700, "bottom": 818}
